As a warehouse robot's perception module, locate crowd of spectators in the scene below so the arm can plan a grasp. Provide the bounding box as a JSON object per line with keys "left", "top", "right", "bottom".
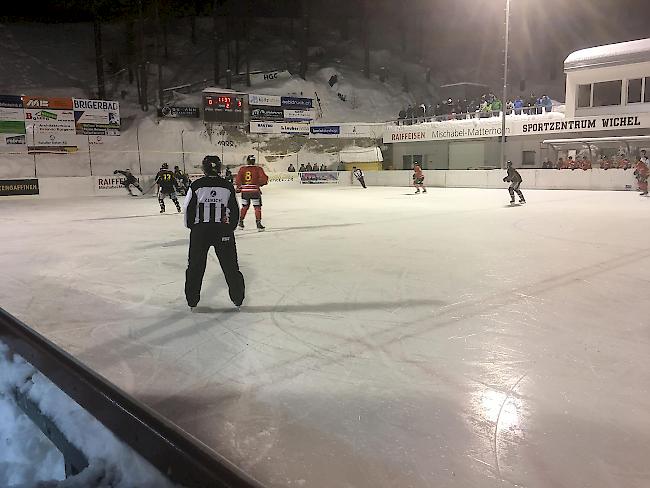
{"left": 293, "top": 163, "right": 330, "bottom": 172}
{"left": 540, "top": 150, "right": 648, "bottom": 170}
{"left": 397, "top": 93, "right": 554, "bottom": 124}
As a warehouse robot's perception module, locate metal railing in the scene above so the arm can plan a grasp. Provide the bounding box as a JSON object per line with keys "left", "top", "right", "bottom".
{"left": 0, "top": 307, "right": 265, "bottom": 488}
{"left": 393, "top": 105, "right": 554, "bottom": 126}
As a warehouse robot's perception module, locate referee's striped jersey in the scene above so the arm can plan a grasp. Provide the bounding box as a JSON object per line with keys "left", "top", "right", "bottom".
{"left": 183, "top": 175, "right": 239, "bottom": 230}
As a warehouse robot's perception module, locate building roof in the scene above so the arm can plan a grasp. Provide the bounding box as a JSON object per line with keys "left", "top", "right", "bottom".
{"left": 564, "top": 38, "right": 650, "bottom": 71}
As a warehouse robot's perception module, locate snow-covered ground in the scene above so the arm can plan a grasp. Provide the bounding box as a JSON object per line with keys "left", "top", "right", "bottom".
{"left": 1, "top": 186, "right": 649, "bottom": 488}
{"left": 0, "top": 343, "right": 177, "bottom": 487}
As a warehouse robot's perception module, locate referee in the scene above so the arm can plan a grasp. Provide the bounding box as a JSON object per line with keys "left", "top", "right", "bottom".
{"left": 183, "top": 155, "right": 245, "bottom": 310}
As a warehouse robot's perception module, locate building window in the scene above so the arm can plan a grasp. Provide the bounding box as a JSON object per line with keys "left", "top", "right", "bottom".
{"left": 645, "top": 77, "right": 650, "bottom": 103}
{"left": 522, "top": 151, "right": 536, "bottom": 166}
{"left": 593, "top": 80, "right": 622, "bottom": 107}
{"left": 628, "top": 78, "right": 642, "bottom": 103}
{"left": 577, "top": 84, "right": 591, "bottom": 108}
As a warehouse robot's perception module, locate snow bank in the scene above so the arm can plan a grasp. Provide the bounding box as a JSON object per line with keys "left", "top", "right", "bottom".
{"left": 0, "top": 342, "right": 176, "bottom": 488}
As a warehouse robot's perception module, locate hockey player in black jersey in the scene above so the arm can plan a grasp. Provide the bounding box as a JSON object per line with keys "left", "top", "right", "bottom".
{"left": 155, "top": 163, "right": 182, "bottom": 213}
{"left": 183, "top": 155, "right": 245, "bottom": 310}
{"left": 113, "top": 168, "right": 143, "bottom": 196}
{"left": 173, "top": 165, "right": 190, "bottom": 195}
{"left": 503, "top": 161, "right": 526, "bottom": 204}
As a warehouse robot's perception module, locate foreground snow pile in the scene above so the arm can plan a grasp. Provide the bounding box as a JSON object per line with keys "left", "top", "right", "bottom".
{"left": 0, "top": 342, "right": 177, "bottom": 488}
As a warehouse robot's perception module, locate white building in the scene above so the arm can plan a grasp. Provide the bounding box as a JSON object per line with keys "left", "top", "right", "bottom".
{"left": 383, "top": 38, "right": 650, "bottom": 169}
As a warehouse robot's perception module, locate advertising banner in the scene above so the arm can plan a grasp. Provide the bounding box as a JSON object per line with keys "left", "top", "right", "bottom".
{"left": 0, "top": 95, "right": 26, "bottom": 140}
{"left": 249, "top": 121, "right": 310, "bottom": 135}
{"left": 281, "top": 96, "right": 313, "bottom": 109}
{"left": 0, "top": 178, "right": 39, "bottom": 196}
{"left": 309, "top": 123, "right": 384, "bottom": 139}
{"left": 249, "top": 70, "right": 291, "bottom": 86}
{"left": 23, "top": 96, "right": 77, "bottom": 151}
{"left": 283, "top": 109, "right": 314, "bottom": 121}
{"left": 299, "top": 171, "right": 340, "bottom": 184}
{"left": 95, "top": 175, "right": 141, "bottom": 192}
{"left": 73, "top": 98, "right": 120, "bottom": 135}
{"left": 249, "top": 94, "right": 281, "bottom": 107}
{"left": 383, "top": 113, "right": 650, "bottom": 143}
{"left": 250, "top": 106, "right": 284, "bottom": 121}
{"left": 310, "top": 125, "right": 340, "bottom": 137}
{"left": 159, "top": 105, "right": 200, "bottom": 118}
{"left": 268, "top": 171, "right": 299, "bottom": 184}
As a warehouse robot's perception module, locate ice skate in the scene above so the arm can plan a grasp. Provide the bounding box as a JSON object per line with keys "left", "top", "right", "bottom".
{"left": 238, "top": 219, "right": 245, "bottom": 229}
{"left": 176, "top": 205, "right": 181, "bottom": 213}
{"left": 519, "top": 199, "right": 526, "bottom": 204}
{"left": 510, "top": 199, "right": 516, "bottom": 204}
{"left": 160, "top": 208, "right": 165, "bottom": 214}
{"left": 415, "top": 189, "right": 420, "bottom": 194}
{"left": 189, "top": 305, "right": 197, "bottom": 312}
{"left": 422, "top": 189, "right": 427, "bottom": 193}
{"left": 256, "top": 220, "right": 266, "bottom": 231}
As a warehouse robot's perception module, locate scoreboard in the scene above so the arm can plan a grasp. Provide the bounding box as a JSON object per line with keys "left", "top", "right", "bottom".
{"left": 203, "top": 93, "right": 245, "bottom": 123}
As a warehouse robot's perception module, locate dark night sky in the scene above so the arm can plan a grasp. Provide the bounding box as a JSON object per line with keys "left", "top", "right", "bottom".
{"left": 2, "top": 0, "right": 648, "bottom": 95}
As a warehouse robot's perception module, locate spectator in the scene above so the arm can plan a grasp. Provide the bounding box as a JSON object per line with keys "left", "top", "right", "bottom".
{"left": 640, "top": 149, "right": 648, "bottom": 165}
{"left": 398, "top": 107, "right": 406, "bottom": 120}
{"left": 305, "top": 163, "right": 313, "bottom": 171}
{"left": 406, "top": 105, "right": 414, "bottom": 120}
{"left": 287, "top": 163, "right": 296, "bottom": 172}
{"left": 599, "top": 155, "right": 612, "bottom": 170}
{"left": 581, "top": 156, "right": 592, "bottom": 170}
{"left": 299, "top": 163, "right": 306, "bottom": 172}
{"left": 514, "top": 96, "right": 524, "bottom": 115}
{"left": 320, "top": 164, "right": 327, "bottom": 171}
{"left": 225, "top": 167, "right": 233, "bottom": 183}
{"left": 567, "top": 156, "right": 579, "bottom": 170}
{"left": 541, "top": 95, "right": 553, "bottom": 113}
{"left": 491, "top": 97, "right": 502, "bottom": 114}
{"left": 556, "top": 157, "right": 565, "bottom": 170}
{"left": 337, "top": 161, "right": 345, "bottom": 171}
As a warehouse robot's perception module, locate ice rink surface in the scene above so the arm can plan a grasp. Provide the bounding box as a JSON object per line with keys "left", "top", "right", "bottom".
{"left": 1, "top": 185, "right": 649, "bottom": 488}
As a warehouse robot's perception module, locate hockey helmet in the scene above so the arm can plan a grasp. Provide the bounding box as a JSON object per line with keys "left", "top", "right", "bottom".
{"left": 161, "top": 162, "right": 169, "bottom": 169}
{"left": 506, "top": 160, "right": 513, "bottom": 167}
{"left": 246, "top": 154, "right": 256, "bottom": 165}
{"left": 174, "top": 165, "right": 180, "bottom": 170}
{"left": 202, "top": 155, "right": 221, "bottom": 175}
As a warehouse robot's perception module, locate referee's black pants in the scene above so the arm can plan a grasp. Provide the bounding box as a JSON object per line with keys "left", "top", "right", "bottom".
{"left": 185, "top": 224, "right": 245, "bottom": 307}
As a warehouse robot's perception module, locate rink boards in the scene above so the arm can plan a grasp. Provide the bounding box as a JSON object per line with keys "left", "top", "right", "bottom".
{"left": 0, "top": 169, "right": 640, "bottom": 198}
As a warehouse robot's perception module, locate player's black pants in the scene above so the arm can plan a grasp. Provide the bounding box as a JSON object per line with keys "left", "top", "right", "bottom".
{"left": 185, "top": 224, "right": 245, "bottom": 307}
{"left": 508, "top": 181, "right": 525, "bottom": 201}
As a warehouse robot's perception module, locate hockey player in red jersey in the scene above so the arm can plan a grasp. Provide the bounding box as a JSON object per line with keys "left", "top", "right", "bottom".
{"left": 634, "top": 158, "right": 649, "bottom": 196}
{"left": 235, "top": 154, "right": 269, "bottom": 231}
{"left": 412, "top": 163, "right": 426, "bottom": 194}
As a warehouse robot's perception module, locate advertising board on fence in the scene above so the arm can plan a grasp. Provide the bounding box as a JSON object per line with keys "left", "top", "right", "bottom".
{"left": 23, "top": 96, "right": 77, "bottom": 152}
{"left": 249, "top": 94, "right": 282, "bottom": 106}
{"left": 283, "top": 109, "right": 314, "bottom": 121}
{"left": 249, "top": 70, "right": 291, "bottom": 86}
{"left": 0, "top": 95, "right": 26, "bottom": 144}
{"left": 73, "top": 98, "right": 120, "bottom": 135}
{"left": 159, "top": 106, "right": 200, "bottom": 118}
{"left": 250, "top": 121, "right": 310, "bottom": 135}
{"left": 281, "top": 96, "right": 313, "bottom": 109}
{"left": 309, "top": 123, "right": 384, "bottom": 139}
{"left": 0, "top": 178, "right": 39, "bottom": 196}
{"left": 250, "top": 106, "right": 284, "bottom": 121}
{"left": 299, "top": 171, "right": 340, "bottom": 184}
{"left": 268, "top": 171, "right": 299, "bottom": 183}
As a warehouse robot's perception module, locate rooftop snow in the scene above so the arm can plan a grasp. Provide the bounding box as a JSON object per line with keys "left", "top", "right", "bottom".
{"left": 564, "top": 38, "right": 650, "bottom": 71}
